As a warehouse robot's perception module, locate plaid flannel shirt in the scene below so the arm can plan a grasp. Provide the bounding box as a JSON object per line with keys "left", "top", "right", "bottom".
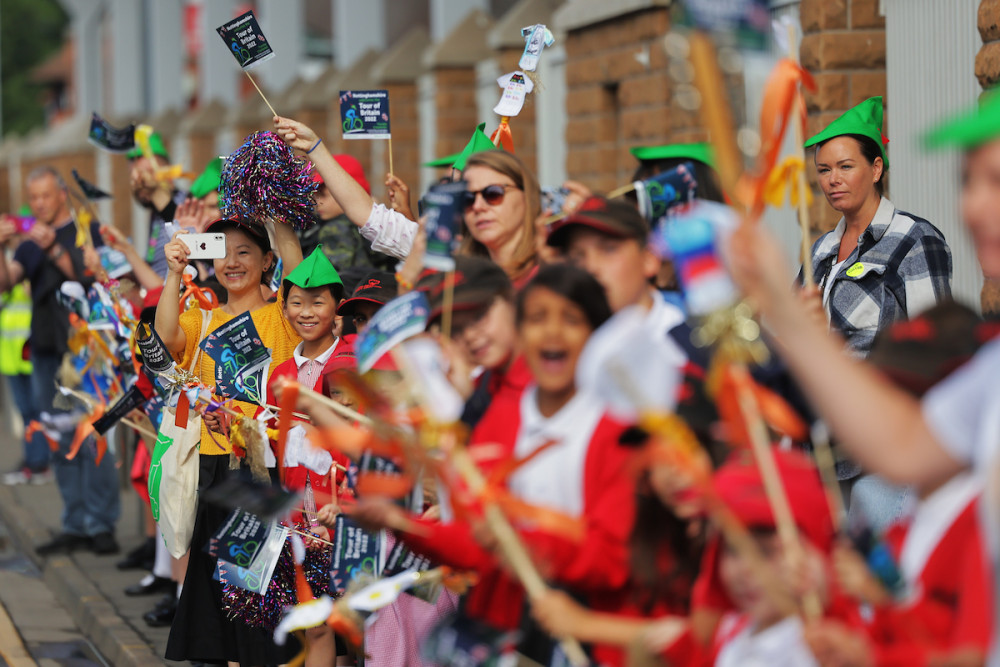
{"left": 803, "top": 197, "right": 952, "bottom": 358}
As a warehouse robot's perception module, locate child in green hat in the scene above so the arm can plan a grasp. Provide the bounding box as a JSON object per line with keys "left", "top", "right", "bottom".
{"left": 274, "top": 245, "right": 348, "bottom": 381}
{"left": 265, "top": 246, "right": 351, "bottom": 667}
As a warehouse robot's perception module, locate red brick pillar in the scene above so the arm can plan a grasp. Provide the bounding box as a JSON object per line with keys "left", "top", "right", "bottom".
{"left": 978, "top": 0, "right": 1000, "bottom": 315}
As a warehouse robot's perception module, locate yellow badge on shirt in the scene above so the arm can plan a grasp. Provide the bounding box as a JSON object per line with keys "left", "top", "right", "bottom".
{"left": 846, "top": 262, "right": 865, "bottom": 278}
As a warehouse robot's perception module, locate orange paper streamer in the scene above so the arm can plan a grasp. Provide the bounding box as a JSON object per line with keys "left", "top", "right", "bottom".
{"left": 354, "top": 472, "right": 414, "bottom": 499}
{"left": 175, "top": 391, "right": 190, "bottom": 429}
{"left": 181, "top": 273, "right": 219, "bottom": 311}
{"left": 66, "top": 405, "right": 107, "bottom": 465}
{"left": 714, "top": 364, "right": 810, "bottom": 447}
{"left": 26, "top": 420, "right": 59, "bottom": 452}
{"left": 490, "top": 117, "right": 514, "bottom": 152}
{"left": 737, "top": 58, "right": 815, "bottom": 219}
{"left": 294, "top": 561, "right": 314, "bottom": 605}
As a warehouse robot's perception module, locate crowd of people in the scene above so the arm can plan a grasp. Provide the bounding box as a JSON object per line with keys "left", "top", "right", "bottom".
{"left": 0, "top": 87, "right": 998, "bottom": 667}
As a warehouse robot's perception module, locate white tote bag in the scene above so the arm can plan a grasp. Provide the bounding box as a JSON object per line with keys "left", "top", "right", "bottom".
{"left": 149, "top": 310, "right": 211, "bottom": 558}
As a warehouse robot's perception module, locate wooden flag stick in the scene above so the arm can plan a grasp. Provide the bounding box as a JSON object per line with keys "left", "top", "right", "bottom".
{"left": 687, "top": 31, "right": 744, "bottom": 205}
{"left": 387, "top": 136, "right": 394, "bottom": 177}
{"left": 441, "top": 270, "right": 456, "bottom": 339}
{"left": 730, "top": 363, "right": 822, "bottom": 620}
{"left": 445, "top": 433, "right": 591, "bottom": 667}
{"left": 293, "top": 383, "right": 374, "bottom": 427}
{"left": 786, "top": 23, "right": 815, "bottom": 286}
{"left": 245, "top": 70, "right": 278, "bottom": 117}
{"left": 810, "top": 422, "right": 845, "bottom": 533}
{"left": 605, "top": 182, "right": 637, "bottom": 199}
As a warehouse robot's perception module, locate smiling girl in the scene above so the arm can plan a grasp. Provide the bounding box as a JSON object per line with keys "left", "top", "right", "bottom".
{"left": 352, "top": 264, "right": 638, "bottom": 666}
{"left": 155, "top": 215, "right": 303, "bottom": 666}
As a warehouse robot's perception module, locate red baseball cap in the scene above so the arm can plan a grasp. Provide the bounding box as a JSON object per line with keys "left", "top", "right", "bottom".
{"left": 311, "top": 154, "right": 371, "bottom": 195}
{"left": 714, "top": 448, "right": 834, "bottom": 553}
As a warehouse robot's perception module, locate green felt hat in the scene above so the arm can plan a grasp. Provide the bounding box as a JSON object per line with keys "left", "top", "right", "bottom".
{"left": 126, "top": 132, "right": 170, "bottom": 161}
{"left": 804, "top": 96, "right": 889, "bottom": 168}
{"left": 283, "top": 245, "right": 343, "bottom": 290}
{"left": 630, "top": 142, "right": 715, "bottom": 168}
{"left": 424, "top": 153, "right": 461, "bottom": 168}
{"left": 925, "top": 89, "right": 1000, "bottom": 151}
{"left": 189, "top": 157, "right": 223, "bottom": 199}
{"left": 452, "top": 123, "right": 501, "bottom": 171}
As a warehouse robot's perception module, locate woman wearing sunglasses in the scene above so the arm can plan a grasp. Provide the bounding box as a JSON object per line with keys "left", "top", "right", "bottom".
{"left": 274, "top": 116, "right": 545, "bottom": 287}
{"left": 460, "top": 150, "right": 542, "bottom": 287}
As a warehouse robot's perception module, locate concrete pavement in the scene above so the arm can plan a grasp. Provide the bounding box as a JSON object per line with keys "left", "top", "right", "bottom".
{"left": 0, "top": 384, "right": 179, "bottom": 667}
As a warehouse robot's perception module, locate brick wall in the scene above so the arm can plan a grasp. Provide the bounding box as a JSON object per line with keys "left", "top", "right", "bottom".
{"left": 433, "top": 67, "right": 480, "bottom": 162}
{"left": 978, "top": 0, "right": 1000, "bottom": 315}
{"left": 800, "top": 0, "right": 887, "bottom": 234}
{"left": 563, "top": 7, "right": 702, "bottom": 194}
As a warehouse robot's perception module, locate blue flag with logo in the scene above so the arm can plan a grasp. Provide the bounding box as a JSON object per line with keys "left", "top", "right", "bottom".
{"left": 354, "top": 291, "right": 429, "bottom": 373}
{"left": 200, "top": 312, "right": 272, "bottom": 405}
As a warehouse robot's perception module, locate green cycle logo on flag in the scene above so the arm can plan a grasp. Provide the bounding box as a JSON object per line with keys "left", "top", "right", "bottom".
{"left": 217, "top": 10, "right": 276, "bottom": 70}
{"left": 339, "top": 90, "right": 391, "bottom": 140}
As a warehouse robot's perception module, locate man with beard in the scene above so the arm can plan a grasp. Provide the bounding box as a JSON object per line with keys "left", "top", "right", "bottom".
{"left": 0, "top": 166, "right": 120, "bottom": 556}
{"left": 127, "top": 133, "right": 185, "bottom": 278}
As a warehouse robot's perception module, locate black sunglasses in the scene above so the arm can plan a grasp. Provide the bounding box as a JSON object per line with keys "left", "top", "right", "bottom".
{"left": 462, "top": 184, "right": 519, "bottom": 209}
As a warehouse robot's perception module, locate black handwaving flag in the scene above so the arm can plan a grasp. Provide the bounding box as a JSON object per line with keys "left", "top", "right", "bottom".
{"left": 72, "top": 169, "right": 111, "bottom": 200}
{"left": 92, "top": 385, "right": 147, "bottom": 435}
{"left": 88, "top": 112, "right": 136, "bottom": 153}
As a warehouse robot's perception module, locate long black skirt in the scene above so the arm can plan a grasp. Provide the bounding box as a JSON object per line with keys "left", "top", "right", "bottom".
{"left": 165, "top": 454, "right": 301, "bottom": 666}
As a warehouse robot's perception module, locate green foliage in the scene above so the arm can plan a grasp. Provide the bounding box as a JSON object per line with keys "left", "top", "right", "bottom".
{"left": 0, "top": 0, "right": 69, "bottom": 137}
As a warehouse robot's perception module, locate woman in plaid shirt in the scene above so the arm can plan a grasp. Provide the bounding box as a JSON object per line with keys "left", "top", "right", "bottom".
{"left": 800, "top": 97, "right": 953, "bottom": 527}
{"left": 801, "top": 96, "right": 953, "bottom": 359}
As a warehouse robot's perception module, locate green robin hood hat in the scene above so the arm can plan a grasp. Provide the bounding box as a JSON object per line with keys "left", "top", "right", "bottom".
{"left": 284, "top": 246, "right": 343, "bottom": 291}
{"left": 424, "top": 153, "right": 461, "bottom": 168}
{"left": 925, "top": 89, "right": 1000, "bottom": 151}
{"left": 804, "top": 96, "right": 889, "bottom": 168}
{"left": 126, "top": 132, "right": 170, "bottom": 161}
{"left": 452, "top": 123, "right": 501, "bottom": 171}
{"left": 630, "top": 142, "right": 715, "bottom": 168}
{"left": 189, "top": 157, "right": 223, "bottom": 199}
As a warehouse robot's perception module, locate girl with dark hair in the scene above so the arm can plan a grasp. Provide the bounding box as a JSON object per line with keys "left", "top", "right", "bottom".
{"left": 351, "top": 264, "right": 637, "bottom": 666}
{"left": 155, "top": 216, "right": 303, "bottom": 666}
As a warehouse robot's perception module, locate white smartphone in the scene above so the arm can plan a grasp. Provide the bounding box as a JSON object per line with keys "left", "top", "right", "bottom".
{"left": 178, "top": 233, "right": 226, "bottom": 260}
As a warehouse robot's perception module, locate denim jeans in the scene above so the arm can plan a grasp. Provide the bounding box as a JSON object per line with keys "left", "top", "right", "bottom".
{"left": 31, "top": 351, "right": 120, "bottom": 536}
{"left": 5, "top": 372, "right": 49, "bottom": 471}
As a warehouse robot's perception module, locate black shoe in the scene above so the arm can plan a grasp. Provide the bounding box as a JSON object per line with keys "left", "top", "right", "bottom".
{"left": 143, "top": 595, "right": 177, "bottom": 627}
{"left": 151, "top": 591, "right": 177, "bottom": 611}
{"left": 90, "top": 532, "right": 120, "bottom": 555}
{"left": 116, "top": 537, "right": 156, "bottom": 570}
{"left": 36, "top": 533, "right": 91, "bottom": 556}
{"left": 125, "top": 574, "right": 175, "bottom": 597}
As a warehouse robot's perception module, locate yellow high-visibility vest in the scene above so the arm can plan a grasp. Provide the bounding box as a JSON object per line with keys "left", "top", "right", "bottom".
{"left": 0, "top": 284, "right": 32, "bottom": 375}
